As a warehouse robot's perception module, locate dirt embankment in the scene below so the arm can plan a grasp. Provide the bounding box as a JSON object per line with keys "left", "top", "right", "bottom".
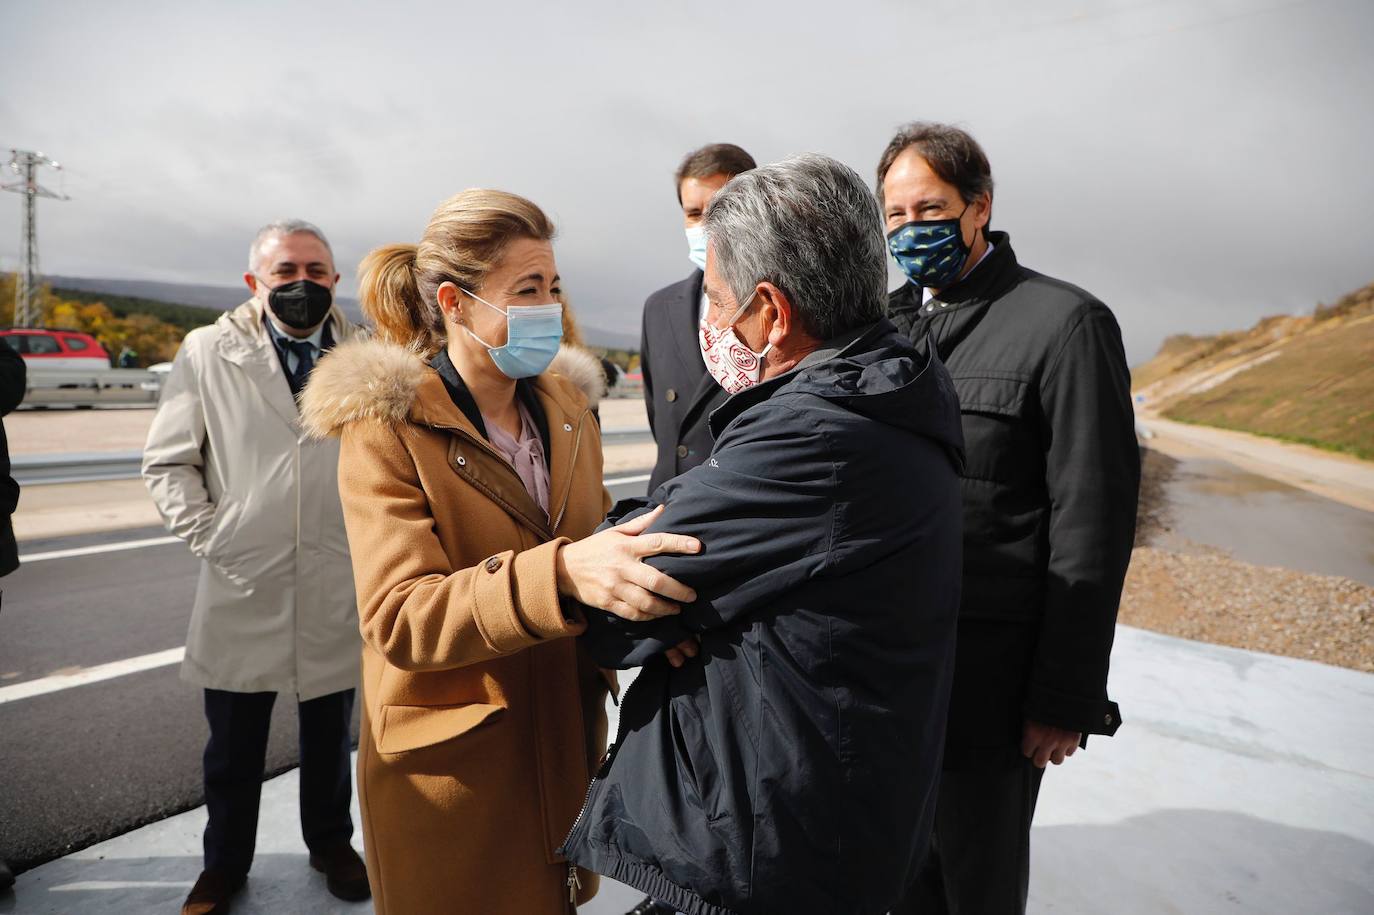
{"left": 1133, "top": 280, "right": 1374, "bottom": 460}
{"left": 1121, "top": 448, "right": 1374, "bottom": 673}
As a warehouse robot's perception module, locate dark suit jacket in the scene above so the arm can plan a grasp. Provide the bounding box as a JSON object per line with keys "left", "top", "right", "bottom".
{"left": 0, "top": 345, "right": 27, "bottom": 577}
{"left": 640, "top": 270, "right": 729, "bottom": 491}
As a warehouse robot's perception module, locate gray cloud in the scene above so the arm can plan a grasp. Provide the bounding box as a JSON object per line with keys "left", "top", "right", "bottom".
{"left": 2, "top": 0, "right": 1370, "bottom": 363}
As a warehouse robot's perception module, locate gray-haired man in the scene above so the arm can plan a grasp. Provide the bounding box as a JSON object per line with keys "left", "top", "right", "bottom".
{"left": 143, "top": 221, "right": 369, "bottom": 915}
{"left": 562, "top": 155, "right": 966, "bottom": 914}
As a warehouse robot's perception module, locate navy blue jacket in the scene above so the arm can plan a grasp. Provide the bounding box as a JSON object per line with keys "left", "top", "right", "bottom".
{"left": 561, "top": 320, "right": 965, "bottom": 915}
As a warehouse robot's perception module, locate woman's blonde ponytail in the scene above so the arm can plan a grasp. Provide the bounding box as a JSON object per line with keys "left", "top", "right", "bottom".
{"left": 358, "top": 243, "right": 442, "bottom": 352}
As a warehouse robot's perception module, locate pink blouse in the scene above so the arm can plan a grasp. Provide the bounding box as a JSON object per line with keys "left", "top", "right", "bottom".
{"left": 482, "top": 400, "right": 551, "bottom": 519}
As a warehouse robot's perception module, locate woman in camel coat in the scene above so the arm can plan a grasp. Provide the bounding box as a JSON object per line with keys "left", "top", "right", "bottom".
{"left": 301, "top": 189, "right": 699, "bottom": 915}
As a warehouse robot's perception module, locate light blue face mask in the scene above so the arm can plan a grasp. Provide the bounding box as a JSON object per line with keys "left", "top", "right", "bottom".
{"left": 685, "top": 224, "right": 708, "bottom": 272}
{"left": 461, "top": 289, "right": 563, "bottom": 379}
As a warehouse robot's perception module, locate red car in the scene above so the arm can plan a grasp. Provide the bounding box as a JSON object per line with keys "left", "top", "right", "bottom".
{"left": 0, "top": 328, "right": 111, "bottom": 370}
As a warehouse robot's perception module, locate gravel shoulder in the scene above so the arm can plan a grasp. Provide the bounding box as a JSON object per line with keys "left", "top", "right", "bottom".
{"left": 1121, "top": 447, "right": 1374, "bottom": 673}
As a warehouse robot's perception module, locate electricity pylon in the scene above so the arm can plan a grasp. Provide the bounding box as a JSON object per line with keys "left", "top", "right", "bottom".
{"left": 2, "top": 150, "right": 69, "bottom": 327}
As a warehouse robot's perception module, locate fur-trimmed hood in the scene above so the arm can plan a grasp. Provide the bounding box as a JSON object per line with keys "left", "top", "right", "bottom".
{"left": 301, "top": 336, "right": 606, "bottom": 439}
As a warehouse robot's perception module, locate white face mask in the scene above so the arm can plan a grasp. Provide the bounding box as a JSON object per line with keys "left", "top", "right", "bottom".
{"left": 685, "top": 225, "right": 708, "bottom": 272}
{"left": 697, "top": 290, "right": 773, "bottom": 395}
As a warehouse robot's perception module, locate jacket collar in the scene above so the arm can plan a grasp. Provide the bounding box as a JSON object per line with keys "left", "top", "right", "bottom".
{"left": 707, "top": 319, "right": 887, "bottom": 438}
{"left": 405, "top": 361, "right": 591, "bottom": 540}
{"left": 213, "top": 298, "right": 353, "bottom": 431}
{"left": 669, "top": 269, "right": 706, "bottom": 375}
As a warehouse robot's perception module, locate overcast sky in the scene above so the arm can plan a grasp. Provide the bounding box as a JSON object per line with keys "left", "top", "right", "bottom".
{"left": 3, "top": 0, "right": 1371, "bottom": 364}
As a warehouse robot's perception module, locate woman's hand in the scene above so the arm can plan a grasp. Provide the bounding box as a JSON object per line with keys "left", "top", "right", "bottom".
{"left": 556, "top": 505, "right": 701, "bottom": 622}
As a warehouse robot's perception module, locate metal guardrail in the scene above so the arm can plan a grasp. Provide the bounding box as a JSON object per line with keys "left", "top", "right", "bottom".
{"left": 13, "top": 452, "right": 145, "bottom": 486}
{"left": 14, "top": 428, "right": 654, "bottom": 486}
{"left": 600, "top": 427, "right": 653, "bottom": 446}
{"left": 21, "top": 367, "right": 163, "bottom": 408}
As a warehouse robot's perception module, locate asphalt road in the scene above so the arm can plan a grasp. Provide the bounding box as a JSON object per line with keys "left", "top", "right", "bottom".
{"left": 1156, "top": 454, "right": 1374, "bottom": 586}
{"left": 0, "top": 471, "right": 651, "bottom": 873}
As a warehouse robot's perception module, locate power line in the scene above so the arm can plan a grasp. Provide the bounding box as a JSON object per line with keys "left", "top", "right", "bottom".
{"left": 2, "top": 149, "right": 71, "bottom": 327}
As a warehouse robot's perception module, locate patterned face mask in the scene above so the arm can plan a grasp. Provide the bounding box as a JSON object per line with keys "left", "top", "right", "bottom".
{"left": 886, "top": 204, "right": 972, "bottom": 289}
{"left": 698, "top": 290, "right": 772, "bottom": 395}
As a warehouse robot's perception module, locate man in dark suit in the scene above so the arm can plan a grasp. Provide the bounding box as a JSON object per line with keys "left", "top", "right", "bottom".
{"left": 640, "top": 143, "right": 756, "bottom": 494}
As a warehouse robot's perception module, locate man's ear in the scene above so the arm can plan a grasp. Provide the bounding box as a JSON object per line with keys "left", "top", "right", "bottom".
{"left": 243, "top": 272, "right": 258, "bottom": 295}
{"left": 757, "top": 282, "right": 793, "bottom": 348}
{"left": 973, "top": 192, "right": 992, "bottom": 230}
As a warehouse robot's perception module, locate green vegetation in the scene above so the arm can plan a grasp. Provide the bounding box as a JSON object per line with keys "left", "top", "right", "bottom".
{"left": 1162, "top": 316, "right": 1374, "bottom": 460}
{"left": 50, "top": 287, "right": 220, "bottom": 335}
{"left": 1136, "top": 280, "right": 1374, "bottom": 461}
{"left": 596, "top": 347, "right": 639, "bottom": 373}
{"left": 1, "top": 274, "right": 194, "bottom": 366}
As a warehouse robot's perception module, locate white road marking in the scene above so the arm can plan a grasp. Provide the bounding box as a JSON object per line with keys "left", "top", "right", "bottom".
{"left": 19, "top": 535, "right": 182, "bottom": 563}
{"left": 18, "top": 475, "right": 651, "bottom": 565}
{"left": 6, "top": 472, "right": 655, "bottom": 705}
{"left": 0, "top": 647, "right": 185, "bottom": 705}
{"left": 606, "top": 473, "right": 651, "bottom": 486}
{"left": 51, "top": 881, "right": 196, "bottom": 891}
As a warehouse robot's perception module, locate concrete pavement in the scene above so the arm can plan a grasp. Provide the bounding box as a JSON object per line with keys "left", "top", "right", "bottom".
{"left": 5, "top": 624, "right": 1371, "bottom": 914}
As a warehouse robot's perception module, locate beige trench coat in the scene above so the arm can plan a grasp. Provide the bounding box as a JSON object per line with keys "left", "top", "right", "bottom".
{"left": 142, "top": 299, "right": 362, "bottom": 700}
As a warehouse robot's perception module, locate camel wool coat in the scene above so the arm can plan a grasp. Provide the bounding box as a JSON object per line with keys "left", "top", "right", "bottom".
{"left": 300, "top": 336, "right": 614, "bottom": 915}
{"left": 142, "top": 299, "right": 362, "bottom": 700}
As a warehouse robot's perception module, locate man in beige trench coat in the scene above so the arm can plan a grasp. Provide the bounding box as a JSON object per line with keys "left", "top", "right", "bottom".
{"left": 143, "top": 220, "right": 369, "bottom": 915}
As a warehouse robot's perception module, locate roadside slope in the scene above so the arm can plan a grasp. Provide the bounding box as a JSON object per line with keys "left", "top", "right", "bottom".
{"left": 1134, "top": 280, "right": 1374, "bottom": 459}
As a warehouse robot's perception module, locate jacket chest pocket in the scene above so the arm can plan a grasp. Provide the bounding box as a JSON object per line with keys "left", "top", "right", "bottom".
{"left": 952, "top": 373, "right": 1040, "bottom": 484}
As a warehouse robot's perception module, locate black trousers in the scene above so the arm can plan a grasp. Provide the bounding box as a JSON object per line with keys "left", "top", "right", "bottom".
{"left": 892, "top": 760, "right": 1046, "bottom": 915}
{"left": 201, "top": 687, "right": 355, "bottom": 876}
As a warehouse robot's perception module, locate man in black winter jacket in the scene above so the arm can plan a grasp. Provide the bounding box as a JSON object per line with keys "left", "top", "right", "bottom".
{"left": 562, "top": 154, "right": 966, "bottom": 915}
{"left": 878, "top": 122, "right": 1140, "bottom": 915}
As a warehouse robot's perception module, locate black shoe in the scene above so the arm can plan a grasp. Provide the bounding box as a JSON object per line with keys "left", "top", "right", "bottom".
{"left": 0, "top": 858, "right": 13, "bottom": 892}
{"left": 626, "top": 897, "right": 677, "bottom": 915}
{"left": 181, "top": 869, "right": 246, "bottom": 915}
{"left": 309, "top": 842, "right": 371, "bottom": 902}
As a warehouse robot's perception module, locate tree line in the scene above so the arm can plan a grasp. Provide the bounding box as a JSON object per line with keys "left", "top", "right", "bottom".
{"left": 0, "top": 273, "right": 219, "bottom": 367}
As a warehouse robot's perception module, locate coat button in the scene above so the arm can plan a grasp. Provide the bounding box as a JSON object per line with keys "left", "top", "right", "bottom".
{"left": 563, "top": 423, "right": 573, "bottom": 432}
{"left": 485, "top": 556, "right": 502, "bottom": 573}
{"left": 1104, "top": 713, "right": 1114, "bottom": 726}
{"left": 666, "top": 388, "right": 678, "bottom": 402}
{"left": 676, "top": 444, "right": 688, "bottom": 458}
{"left": 456, "top": 456, "right": 466, "bottom": 466}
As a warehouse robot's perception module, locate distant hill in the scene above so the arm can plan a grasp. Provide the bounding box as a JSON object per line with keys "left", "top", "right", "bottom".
{"left": 50, "top": 286, "right": 223, "bottom": 334}
{"left": 44, "top": 275, "right": 639, "bottom": 351}
{"left": 47, "top": 275, "right": 365, "bottom": 324}
{"left": 1133, "top": 280, "right": 1374, "bottom": 460}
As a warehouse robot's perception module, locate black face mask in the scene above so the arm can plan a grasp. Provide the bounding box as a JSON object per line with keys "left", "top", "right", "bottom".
{"left": 263, "top": 279, "right": 333, "bottom": 330}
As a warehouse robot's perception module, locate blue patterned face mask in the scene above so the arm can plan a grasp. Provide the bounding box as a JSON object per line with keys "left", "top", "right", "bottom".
{"left": 886, "top": 205, "right": 972, "bottom": 289}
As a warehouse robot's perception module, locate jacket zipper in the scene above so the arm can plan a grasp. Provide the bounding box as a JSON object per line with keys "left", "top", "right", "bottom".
{"left": 551, "top": 409, "right": 587, "bottom": 532}
{"left": 557, "top": 408, "right": 603, "bottom": 901}
{"left": 560, "top": 662, "right": 645, "bottom": 885}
